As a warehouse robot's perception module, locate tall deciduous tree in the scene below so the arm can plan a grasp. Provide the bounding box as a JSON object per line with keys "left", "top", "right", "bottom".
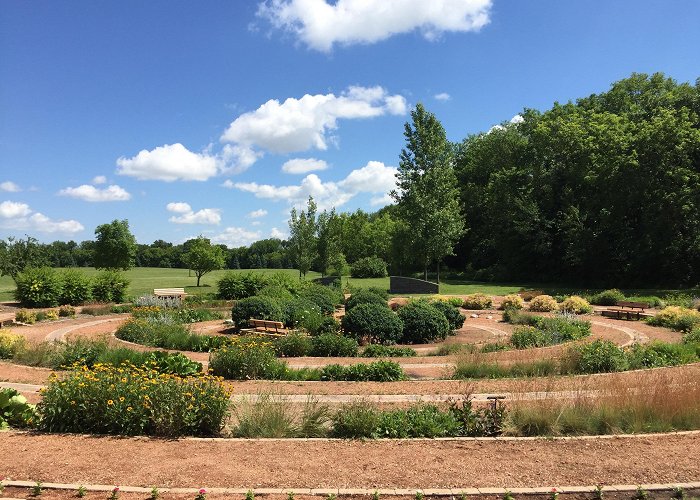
{"left": 391, "top": 103, "right": 465, "bottom": 281}
{"left": 0, "top": 235, "right": 47, "bottom": 282}
{"left": 93, "top": 220, "right": 137, "bottom": 271}
{"left": 288, "top": 196, "right": 318, "bottom": 278}
{"left": 182, "top": 236, "right": 225, "bottom": 286}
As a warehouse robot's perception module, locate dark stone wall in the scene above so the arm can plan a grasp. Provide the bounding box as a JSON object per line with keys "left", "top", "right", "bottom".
{"left": 389, "top": 276, "right": 439, "bottom": 294}
{"left": 313, "top": 276, "right": 342, "bottom": 287}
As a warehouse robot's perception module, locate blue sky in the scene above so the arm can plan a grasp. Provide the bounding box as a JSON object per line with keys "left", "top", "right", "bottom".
{"left": 1, "top": 0, "right": 699, "bottom": 246}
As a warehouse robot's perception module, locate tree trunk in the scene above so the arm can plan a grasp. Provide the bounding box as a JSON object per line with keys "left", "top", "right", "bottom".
{"left": 436, "top": 261, "right": 440, "bottom": 284}
{"left": 196, "top": 274, "right": 201, "bottom": 287}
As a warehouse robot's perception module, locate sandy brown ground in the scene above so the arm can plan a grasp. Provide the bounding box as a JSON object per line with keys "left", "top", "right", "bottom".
{"left": 1, "top": 431, "right": 699, "bottom": 488}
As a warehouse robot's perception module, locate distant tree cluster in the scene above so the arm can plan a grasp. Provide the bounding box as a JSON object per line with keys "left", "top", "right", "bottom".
{"left": 2, "top": 73, "right": 698, "bottom": 287}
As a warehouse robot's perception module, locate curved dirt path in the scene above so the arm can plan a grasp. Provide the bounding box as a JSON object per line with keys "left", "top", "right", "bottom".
{"left": 1, "top": 431, "right": 698, "bottom": 489}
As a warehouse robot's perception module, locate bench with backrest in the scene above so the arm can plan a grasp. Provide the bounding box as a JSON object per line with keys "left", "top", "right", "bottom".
{"left": 601, "top": 300, "right": 649, "bottom": 320}
{"left": 241, "top": 318, "right": 288, "bottom": 336}
{"left": 153, "top": 288, "right": 187, "bottom": 301}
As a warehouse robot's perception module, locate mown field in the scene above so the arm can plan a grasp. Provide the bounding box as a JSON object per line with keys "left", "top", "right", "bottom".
{"left": 1, "top": 267, "right": 698, "bottom": 303}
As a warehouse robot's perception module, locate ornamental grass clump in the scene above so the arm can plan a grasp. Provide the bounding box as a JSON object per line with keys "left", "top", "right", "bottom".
{"left": 37, "top": 363, "right": 230, "bottom": 436}
{"left": 209, "top": 336, "right": 287, "bottom": 380}
{"left": 559, "top": 295, "right": 593, "bottom": 314}
{"left": 647, "top": 306, "right": 700, "bottom": 332}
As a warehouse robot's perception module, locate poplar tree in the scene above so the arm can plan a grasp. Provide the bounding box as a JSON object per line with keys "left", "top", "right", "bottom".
{"left": 288, "top": 196, "right": 318, "bottom": 278}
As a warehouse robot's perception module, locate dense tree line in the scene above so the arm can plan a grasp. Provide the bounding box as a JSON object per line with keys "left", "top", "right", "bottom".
{"left": 2, "top": 73, "right": 698, "bottom": 287}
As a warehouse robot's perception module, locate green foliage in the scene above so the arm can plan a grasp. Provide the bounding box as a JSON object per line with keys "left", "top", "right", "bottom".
{"left": 58, "top": 269, "right": 92, "bottom": 305}
{"left": 647, "top": 306, "right": 700, "bottom": 332}
{"left": 591, "top": 289, "right": 625, "bottom": 306}
{"left": 93, "top": 219, "right": 137, "bottom": 271}
{"left": 430, "top": 300, "right": 466, "bottom": 331}
{"left": 350, "top": 256, "right": 388, "bottom": 278}
{"left": 92, "top": 270, "right": 129, "bottom": 303}
{"left": 115, "top": 318, "right": 226, "bottom": 352}
{"left": 528, "top": 295, "right": 559, "bottom": 312}
{"left": 499, "top": 294, "right": 524, "bottom": 310}
{"left": 274, "top": 331, "right": 313, "bottom": 357}
{"left": 398, "top": 301, "right": 450, "bottom": 344}
{"left": 281, "top": 297, "right": 323, "bottom": 331}
{"left": 320, "top": 360, "right": 406, "bottom": 381}
{"left": 37, "top": 364, "right": 230, "bottom": 436}
{"left": 0, "top": 387, "right": 37, "bottom": 429}
{"left": 299, "top": 283, "right": 343, "bottom": 314}
{"left": 182, "top": 237, "right": 225, "bottom": 287}
{"left": 361, "top": 344, "right": 417, "bottom": 357}
{"left": 341, "top": 303, "right": 404, "bottom": 344}
{"left": 311, "top": 333, "right": 359, "bottom": 357}
{"left": 574, "top": 340, "right": 629, "bottom": 373}
{"left": 14, "top": 266, "right": 62, "bottom": 307}
{"left": 626, "top": 341, "right": 698, "bottom": 369}
{"left": 217, "top": 272, "right": 268, "bottom": 300}
{"left": 209, "top": 337, "right": 287, "bottom": 380}
{"left": 376, "top": 403, "right": 460, "bottom": 438}
{"left": 330, "top": 401, "right": 380, "bottom": 438}
{"left": 0, "top": 235, "right": 46, "bottom": 282}
{"left": 0, "top": 330, "right": 26, "bottom": 358}
{"left": 288, "top": 196, "right": 318, "bottom": 278}
{"left": 683, "top": 328, "right": 700, "bottom": 344}
{"left": 15, "top": 308, "right": 37, "bottom": 324}
{"left": 233, "top": 393, "right": 330, "bottom": 438}
{"left": 559, "top": 295, "right": 593, "bottom": 314}
{"left": 345, "top": 288, "right": 388, "bottom": 311}
{"left": 462, "top": 293, "right": 493, "bottom": 310}
{"left": 510, "top": 326, "right": 548, "bottom": 349}
{"left": 509, "top": 314, "right": 591, "bottom": 348}
{"left": 230, "top": 296, "right": 285, "bottom": 328}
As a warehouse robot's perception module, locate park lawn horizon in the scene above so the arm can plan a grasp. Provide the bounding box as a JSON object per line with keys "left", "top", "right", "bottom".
{"left": 1, "top": 266, "right": 698, "bottom": 304}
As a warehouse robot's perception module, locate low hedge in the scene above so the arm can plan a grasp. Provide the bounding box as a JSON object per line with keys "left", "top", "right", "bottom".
{"left": 431, "top": 300, "right": 466, "bottom": 331}
{"left": 320, "top": 360, "right": 405, "bottom": 382}
{"left": 350, "top": 256, "right": 388, "bottom": 278}
{"left": 345, "top": 289, "right": 388, "bottom": 311}
{"left": 342, "top": 303, "right": 404, "bottom": 344}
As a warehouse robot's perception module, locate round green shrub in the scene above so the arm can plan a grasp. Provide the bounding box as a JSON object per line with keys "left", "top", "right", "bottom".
{"left": 257, "top": 284, "right": 294, "bottom": 301}
{"left": 281, "top": 297, "right": 322, "bottom": 329}
{"left": 216, "top": 272, "right": 268, "bottom": 300}
{"left": 462, "top": 293, "right": 493, "bottom": 310}
{"left": 345, "top": 289, "right": 388, "bottom": 311}
{"left": 591, "top": 289, "right": 625, "bottom": 306}
{"left": 230, "top": 296, "right": 284, "bottom": 328}
{"left": 311, "top": 333, "right": 359, "bottom": 357}
{"left": 316, "top": 316, "right": 341, "bottom": 335}
{"left": 350, "top": 256, "right": 388, "bottom": 278}
{"left": 398, "top": 301, "right": 450, "bottom": 344}
{"left": 59, "top": 269, "right": 92, "bottom": 305}
{"left": 14, "top": 267, "right": 62, "bottom": 307}
{"left": 299, "top": 284, "right": 343, "bottom": 314}
{"left": 92, "top": 270, "right": 129, "bottom": 303}
{"left": 342, "top": 303, "right": 404, "bottom": 344}
{"left": 430, "top": 301, "right": 466, "bottom": 331}
{"left": 574, "top": 340, "right": 628, "bottom": 373}
{"left": 510, "top": 326, "right": 548, "bottom": 349}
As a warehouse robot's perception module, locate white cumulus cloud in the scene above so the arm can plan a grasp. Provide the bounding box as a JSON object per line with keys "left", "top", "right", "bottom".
{"left": 248, "top": 209, "right": 268, "bottom": 218}
{"left": 227, "top": 160, "right": 397, "bottom": 211}
{"left": 434, "top": 92, "right": 451, "bottom": 102}
{"left": 59, "top": 184, "right": 131, "bottom": 202}
{"left": 211, "top": 227, "right": 263, "bottom": 247}
{"left": 219, "top": 86, "right": 406, "bottom": 168}
{"left": 92, "top": 175, "right": 107, "bottom": 185}
{"left": 117, "top": 143, "right": 222, "bottom": 182}
{"left": 0, "top": 181, "right": 21, "bottom": 192}
{"left": 257, "top": 0, "right": 492, "bottom": 52}
{"left": 270, "top": 227, "right": 287, "bottom": 239}
{"left": 281, "top": 158, "right": 329, "bottom": 174}
{"left": 0, "top": 201, "right": 83, "bottom": 233}
{"left": 166, "top": 202, "right": 221, "bottom": 225}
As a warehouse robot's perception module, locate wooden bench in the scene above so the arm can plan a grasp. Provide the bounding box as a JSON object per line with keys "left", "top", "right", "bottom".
{"left": 601, "top": 301, "right": 649, "bottom": 321}
{"left": 153, "top": 288, "right": 187, "bottom": 301}
{"left": 241, "top": 318, "right": 288, "bottom": 337}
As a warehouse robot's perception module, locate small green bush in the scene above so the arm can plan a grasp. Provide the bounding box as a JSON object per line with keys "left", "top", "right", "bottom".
{"left": 0, "top": 388, "right": 37, "bottom": 429}
{"left": 37, "top": 364, "right": 230, "bottom": 436}
{"left": 209, "top": 337, "right": 287, "bottom": 380}
{"left": 275, "top": 332, "right": 313, "bottom": 357}
{"left": 316, "top": 316, "right": 341, "bottom": 335}
{"left": 115, "top": 318, "right": 226, "bottom": 352}
{"left": 231, "top": 296, "right": 285, "bottom": 329}
{"left": 345, "top": 289, "right": 388, "bottom": 311}
{"left": 320, "top": 360, "right": 406, "bottom": 381}
{"left": 92, "top": 270, "right": 129, "bottom": 303}
{"left": 683, "top": 328, "right": 700, "bottom": 344}
{"left": 14, "top": 267, "right": 62, "bottom": 307}
{"left": 311, "top": 333, "right": 359, "bottom": 357}
{"left": 462, "top": 293, "right": 492, "bottom": 310}
{"left": 350, "top": 256, "right": 388, "bottom": 278}
{"left": 499, "top": 294, "right": 524, "bottom": 310}
{"left": 0, "top": 330, "right": 26, "bottom": 359}
{"left": 299, "top": 284, "right": 343, "bottom": 314}
{"left": 331, "top": 401, "right": 380, "bottom": 438}
{"left": 59, "top": 269, "right": 92, "bottom": 305}
{"left": 510, "top": 326, "right": 548, "bottom": 349}
{"left": 591, "top": 289, "right": 625, "bottom": 306}
{"left": 647, "top": 306, "right": 700, "bottom": 332}
{"left": 398, "top": 301, "right": 450, "bottom": 344}
{"left": 376, "top": 404, "right": 460, "bottom": 438}
{"left": 574, "top": 340, "right": 628, "bottom": 373}
{"left": 430, "top": 300, "right": 466, "bottom": 331}
{"left": 58, "top": 304, "right": 76, "bottom": 317}
{"left": 361, "top": 344, "right": 417, "bottom": 357}
{"left": 216, "top": 272, "right": 268, "bottom": 300}
{"left": 342, "top": 303, "right": 404, "bottom": 344}
{"left": 281, "top": 298, "right": 323, "bottom": 331}
{"left": 626, "top": 341, "right": 698, "bottom": 369}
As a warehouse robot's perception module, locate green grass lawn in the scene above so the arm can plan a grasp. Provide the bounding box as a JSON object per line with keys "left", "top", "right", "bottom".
{"left": 1, "top": 267, "right": 697, "bottom": 303}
